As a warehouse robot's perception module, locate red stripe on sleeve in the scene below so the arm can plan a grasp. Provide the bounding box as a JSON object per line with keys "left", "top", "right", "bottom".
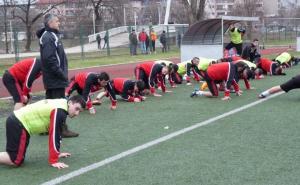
{"left": 48, "top": 109, "right": 59, "bottom": 164}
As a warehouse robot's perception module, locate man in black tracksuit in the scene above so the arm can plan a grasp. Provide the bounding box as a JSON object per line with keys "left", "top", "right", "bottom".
{"left": 36, "top": 14, "right": 77, "bottom": 137}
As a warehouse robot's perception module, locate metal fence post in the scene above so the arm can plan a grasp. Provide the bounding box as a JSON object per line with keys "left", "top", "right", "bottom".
{"left": 167, "top": 25, "right": 170, "bottom": 51}
{"left": 13, "top": 28, "right": 19, "bottom": 62}
{"left": 80, "top": 25, "right": 85, "bottom": 60}
{"left": 105, "top": 30, "right": 110, "bottom": 56}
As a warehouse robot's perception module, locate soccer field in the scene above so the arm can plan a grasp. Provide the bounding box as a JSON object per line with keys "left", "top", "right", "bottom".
{"left": 0, "top": 64, "right": 300, "bottom": 185}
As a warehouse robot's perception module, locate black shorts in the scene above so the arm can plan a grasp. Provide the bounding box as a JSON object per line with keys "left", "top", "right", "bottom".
{"left": 2, "top": 71, "right": 22, "bottom": 103}
{"left": 200, "top": 71, "right": 219, "bottom": 96}
{"left": 280, "top": 74, "right": 300, "bottom": 92}
{"left": 46, "top": 88, "right": 66, "bottom": 99}
{"left": 135, "top": 67, "right": 149, "bottom": 89}
{"left": 6, "top": 114, "right": 30, "bottom": 166}
{"left": 225, "top": 42, "right": 243, "bottom": 56}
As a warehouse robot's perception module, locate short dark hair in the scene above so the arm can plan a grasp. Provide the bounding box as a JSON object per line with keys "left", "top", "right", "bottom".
{"left": 68, "top": 95, "right": 86, "bottom": 109}
{"left": 44, "top": 14, "right": 57, "bottom": 26}
{"left": 160, "top": 62, "right": 167, "bottom": 67}
{"left": 136, "top": 80, "right": 145, "bottom": 91}
{"left": 253, "top": 38, "right": 259, "bottom": 42}
{"left": 98, "top": 72, "right": 110, "bottom": 81}
{"left": 244, "top": 68, "right": 255, "bottom": 80}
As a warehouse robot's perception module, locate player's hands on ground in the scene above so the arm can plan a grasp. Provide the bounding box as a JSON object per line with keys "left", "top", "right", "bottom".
{"left": 153, "top": 93, "right": 162, "bottom": 97}
{"left": 141, "top": 96, "right": 146, "bottom": 101}
{"left": 51, "top": 162, "right": 69, "bottom": 169}
{"left": 134, "top": 98, "right": 141, "bottom": 102}
{"left": 236, "top": 91, "right": 242, "bottom": 96}
{"left": 59, "top": 152, "right": 71, "bottom": 158}
{"left": 111, "top": 105, "right": 117, "bottom": 110}
{"left": 256, "top": 75, "right": 264, "bottom": 79}
{"left": 92, "top": 99, "right": 102, "bottom": 105}
{"left": 89, "top": 107, "right": 96, "bottom": 114}
{"left": 23, "top": 95, "right": 28, "bottom": 104}
{"left": 222, "top": 96, "right": 231, "bottom": 101}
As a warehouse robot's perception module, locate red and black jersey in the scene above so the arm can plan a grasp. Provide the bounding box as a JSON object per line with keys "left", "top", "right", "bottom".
{"left": 207, "top": 62, "right": 231, "bottom": 81}
{"left": 111, "top": 78, "right": 143, "bottom": 102}
{"left": 136, "top": 61, "right": 165, "bottom": 93}
{"left": 8, "top": 58, "right": 42, "bottom": 96}
{"left": 232, "top": 60, "right": 251, "bottom": 89}
{"left": 66, "top": 72, "right": 115, "bottom": 109}
{"left": 202, "top": 62, "right": 240, "bottom": 97}
{"left": 257, "top": 58, "right": 277, "bottom": 75}
{"left": 66, "top": 72, "right": 102, "bottom": 109}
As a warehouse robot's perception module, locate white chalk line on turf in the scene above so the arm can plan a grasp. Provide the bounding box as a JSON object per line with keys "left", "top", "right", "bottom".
{"left": 41, "top": 92, "right": 284, "bottom": 185}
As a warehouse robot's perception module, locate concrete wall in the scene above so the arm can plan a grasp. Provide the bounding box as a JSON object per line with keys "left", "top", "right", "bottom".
{"left": 180, "top": 44, "right": 223, "bottom": 61}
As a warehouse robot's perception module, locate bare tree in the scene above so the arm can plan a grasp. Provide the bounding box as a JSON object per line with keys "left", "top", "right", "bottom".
{"left": 1, "top": 0, "right": 10, "bottom": 53}
{"left": 181, "top": 0, "right": 206, "bottom": 24}
{"left": 229, "top": 0, "right": 264, "bottom": 40}
{"left": 90, "top": 0, "right": 127, "bottom": 32}
{"left": 11, "top": 0, "right": 65, "bottom": 51}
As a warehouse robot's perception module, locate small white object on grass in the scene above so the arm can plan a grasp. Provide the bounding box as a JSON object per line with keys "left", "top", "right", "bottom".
{"left": 164, "top": 126, "right": 169, "bottom": 130}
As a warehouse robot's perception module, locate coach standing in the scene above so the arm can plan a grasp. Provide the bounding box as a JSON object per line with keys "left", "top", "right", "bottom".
{"left": 36, "top": 14, "right": 78, "bottom": 137}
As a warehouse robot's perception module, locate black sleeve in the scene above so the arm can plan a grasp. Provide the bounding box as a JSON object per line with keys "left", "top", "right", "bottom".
{"left": 24, "top": 58, "right": 42, "bottom": 93}
{"left": 105, "top": 81, "right": 117, "bottom": 103}
{"left": 41, "top": 35, "right": 67, "bottom": 81}
{"left": 82, "top": 74, "right": 98, "bottom": 102}
{"left": 149, "top": 64, "right": 162, "bottom": 88}
{"left": 48, "top": 108, "right": 68, "bottom": 163}
{"left": 121, "top": 81, "right": 135, "bottom": 100}
{"left": 186, "top": 63, "right": 192, "bottom": 76}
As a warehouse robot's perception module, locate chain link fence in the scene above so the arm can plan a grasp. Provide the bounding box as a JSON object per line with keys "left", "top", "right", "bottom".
{"left": 0, "top": 23, "right": 189, "bottom": 62}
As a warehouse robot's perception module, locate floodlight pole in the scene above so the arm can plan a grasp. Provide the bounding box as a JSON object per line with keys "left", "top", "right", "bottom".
{"left": 164, "top": 0, "right": 172, "bottom": 25}
{"left": 10, "top": 20, "right": 13, "bottom": 53}
{"left": 92, "top": 8, "right": 96, "bottom": 35}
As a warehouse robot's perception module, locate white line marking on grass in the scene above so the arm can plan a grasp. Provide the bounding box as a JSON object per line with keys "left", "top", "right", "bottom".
{"left": 41, "top": 92, "right": 284, "bottom": 185}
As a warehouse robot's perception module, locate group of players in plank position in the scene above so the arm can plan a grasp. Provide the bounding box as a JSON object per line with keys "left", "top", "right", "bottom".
{"left": 1, "top": 39, "right": 300, "bottom": 169}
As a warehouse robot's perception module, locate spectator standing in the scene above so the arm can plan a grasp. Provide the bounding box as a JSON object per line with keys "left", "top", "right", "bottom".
{"left": 160, "top": 30, "right": 167, "bottom": 53}
{"left": 150, "top": 28, "right": 157, "bottom": 53}
{"left": 129, "top": 29, "right": 138, "bottom": 55}
{"left": 96, "top": 34, "right": 101, "bottom": 49}
{"left": 103, "top": 33, "right": 108, "bottom": 49}
{"left": 138, "top": 28, "right": 147, "bottom": 54}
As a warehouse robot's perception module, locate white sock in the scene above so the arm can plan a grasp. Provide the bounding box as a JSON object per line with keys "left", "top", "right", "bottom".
{"left": 261, "top": 91, "right": 270, "bottom": 97}
{"left": 196, "top": 90, "right": 204, "bottom": 96}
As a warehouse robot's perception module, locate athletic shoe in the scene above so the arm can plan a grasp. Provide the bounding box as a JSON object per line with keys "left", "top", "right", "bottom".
{"left": 190, "top": 91, "right": 197, "bottom": 98}
{"left": 258, "top": 94, "right": 265, "bottom": 99}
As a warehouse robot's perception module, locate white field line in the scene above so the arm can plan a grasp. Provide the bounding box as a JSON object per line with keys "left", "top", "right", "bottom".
{"left": 40, "top": 91, "right": 284, "bottom": 185}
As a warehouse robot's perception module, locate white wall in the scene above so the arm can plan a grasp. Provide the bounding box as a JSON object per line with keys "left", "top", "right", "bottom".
{"left": 181, "top": 45, "right": 223, "bottom": 61}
